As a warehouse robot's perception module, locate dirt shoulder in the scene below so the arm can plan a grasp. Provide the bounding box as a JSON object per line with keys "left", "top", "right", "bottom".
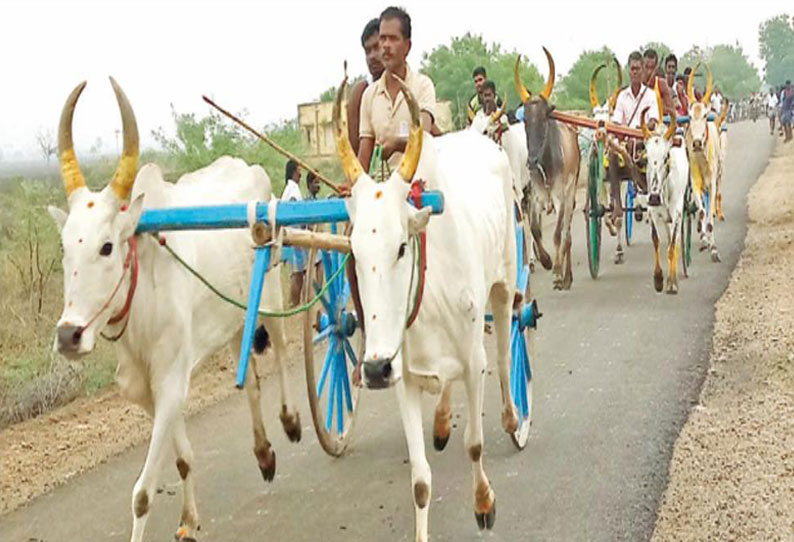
{"left": 652, "top": 141, "right": 794, "bottom": 541}
{"left": 0, "top": 318, "right": 305, "bottom": 515}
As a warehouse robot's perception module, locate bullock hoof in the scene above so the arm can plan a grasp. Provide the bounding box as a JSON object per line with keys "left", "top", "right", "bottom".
{"left": 280, "top": 407, "right": 302, "bottom": 443}
{"left": 654, "top": 274, "right": 664, "bottom": 293}
{"left": 666, "top": 286, "right": 678, "bottom": 295}
{"left": 539, "top": 252, "right": 553, "bottom": 271}
{"left": 502, "top": 406, "right": 519, "bottom": 434}
{"left": 711, "top": 250, "right": 721, "bottom": 263}
{"left": 175, "top": 526, "right": 197, "bottom": 542}
{"left": 475, "top": 499, "right": 496, "bottom": 531}
{"left": 256, "top": 447, "right": 276, "bottom": 482}
{"left": 433, "top": 432, "right": 450, "bottom": 452}
{"left": 614, "top": 251, "right": 624, "bottom": 265}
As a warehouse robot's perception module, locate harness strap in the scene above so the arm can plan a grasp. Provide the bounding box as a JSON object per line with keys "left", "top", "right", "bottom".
{"left": 96, "top": 236, "right": 138, "bottom": 342}
{"left": 406, "top": 180, "right": 427, "bottom": 328}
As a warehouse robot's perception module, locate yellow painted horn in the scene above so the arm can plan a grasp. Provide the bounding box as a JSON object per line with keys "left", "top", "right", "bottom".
{"left": 332, "top": 76, "right": 365, "bottom": 185}
{"left": 467, "top": 104, "right": 475, "bottom": 122}
{"left": 654, "top": 78, "right": 664, "bottom": 121}
{"left": 514, "top": 55, "right": 530, "bottom": 104}
{"left": 717, "top": 98, "right": 729, "bottom": 129}
{"left": 58, "top": 81, "right": 88, "bottom": 199}
{"left": 609, "top": 57, "right": 623, "bottom": 112}
{"left": 687, "top": 62, "right": 698, "bottom": 105}
{"left": 640, "top": 107, "right": 652, "bottom": 139}
{"left": 393, "top": 74, "right": 423, "bottom": 183}
{"left": 107, "top": 78, "right": 139, "bottom": 201}
{"left": 702, "top": 66, "right": 713, "bottom": 105}
{"left": 540, "top": 46, "right": 555, "bottom": 100}
{"left": 664, "top": 109, "right": 677, "bottom": 140}
{"left": 590, "top": 64, "right": 606, "bottom": 108}
{"left": 491, "top": 93, "right": 508, "bottom": 123}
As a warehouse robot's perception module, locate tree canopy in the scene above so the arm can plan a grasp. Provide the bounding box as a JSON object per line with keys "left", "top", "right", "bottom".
{"left": 678, "top": 44, "right": 760, "bottom": 99}
{"left": 555, "top": 47, "right": 620, "bottom": 112}
{"left": 420, "top": 33, "right": 544, "bottom": 128}
{"left": 759, "top": 14, "right": 794, "bottom": 87}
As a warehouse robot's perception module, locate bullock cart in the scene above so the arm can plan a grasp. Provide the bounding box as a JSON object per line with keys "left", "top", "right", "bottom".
{"left": 134, "top": 189, "right": 539, "bottom": 454}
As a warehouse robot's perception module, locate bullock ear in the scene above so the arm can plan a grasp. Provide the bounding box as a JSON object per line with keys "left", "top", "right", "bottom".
{"left": 47, "top": 206, "right": 68, "bottom": 233}
{"left": 117, "top": 192, "right": 145, "bottom": 240}
{"left": 407, "top": 206, "right": 431, "bottom": 235}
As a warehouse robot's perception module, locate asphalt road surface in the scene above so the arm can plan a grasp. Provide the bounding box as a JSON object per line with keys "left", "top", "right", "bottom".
{"left": 1, "top": 121, "right": 775, "bottom": 542}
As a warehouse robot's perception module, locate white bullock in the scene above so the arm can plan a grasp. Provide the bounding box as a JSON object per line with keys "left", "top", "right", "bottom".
{"left": 685, "top": 65, "right": 722, "bottom": 262}
{"left": 48, "top": 79, "right": 300, "bottom": 542}
{"left": 715, "top": 103, "right": 729, "bottom": 221}
{"left": 641, "top": 111, "right": 689, "bottom": 293}
{"left": 335, "top": 76, "right": 518, "bottom": 541}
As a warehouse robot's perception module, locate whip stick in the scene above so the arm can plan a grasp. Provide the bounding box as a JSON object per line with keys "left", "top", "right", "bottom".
{"left": 202, "top": 95, "right": 344, "bottom": 195}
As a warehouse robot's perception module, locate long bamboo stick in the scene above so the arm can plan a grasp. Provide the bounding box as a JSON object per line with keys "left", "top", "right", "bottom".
{"left": 202, "top": 95, "right": 344, "bottom": 195}
{"left": 550, "top": 110, "right": 644, "bottom": 140}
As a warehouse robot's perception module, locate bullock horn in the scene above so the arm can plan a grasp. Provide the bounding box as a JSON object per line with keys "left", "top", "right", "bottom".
{"left": 702, "top": 66, "right": 713, "bottom": 105}
{"left": 654, "top": 78, "right": 664, "bottom": 123}
{"left": 613, "top": 56, "right": 624, "bottom": 89}
{"left": 664, "top": 108, "right": 677, "bottom": 140}
{"left": 687, "top": 62, "right": 698, "bottom": 105}
{"left": 717, "top": 98, "right": 729, "bottom": 129}
{"left": 609, "top": 57, "right": 623, "bottom": 112}
{"left": 393, "top": 74, "right": 423, "bottom": 183}
{"left": 332, "top": 75, "right": 365, "bottom": 185}
{"left": 590, "top": 64, "right": 606, "bottom": 108}
{"left": 540, "top": 46, "right": 555, "bottom": 100}
{"left": 514, "top": 55, "right": 530, "bottom": 104}
{"left": 58, "top": 81, "right": 88, "bottom": 199}
{"left": 640, "top": 107, "right": 652, "bottom": 139}
{"left": 467, "top": 104, "right": 475, "bottom": 123}
{"left": 107, "top": 77, "right": 139, "bottom": 201}
{"left": 491, "top": 93, "right": 508, "bottom": 123}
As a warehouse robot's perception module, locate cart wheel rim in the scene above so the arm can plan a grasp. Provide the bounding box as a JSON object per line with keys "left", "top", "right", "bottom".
{"left": 510, "top": 213, "right": 534, "bottom": 450}
{"left": 304, "top": 233, "right": 363, "bottom": 457}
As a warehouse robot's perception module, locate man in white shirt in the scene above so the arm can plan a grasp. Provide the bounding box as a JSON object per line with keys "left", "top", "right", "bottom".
{"left": 606, "top": 51, "right": 659, "bottom": 233}
{"left": 766, "top": 89, "right": 779, "bottom": 135}
{"left": 281, "top": 159, "right": 305, "bottom": 306}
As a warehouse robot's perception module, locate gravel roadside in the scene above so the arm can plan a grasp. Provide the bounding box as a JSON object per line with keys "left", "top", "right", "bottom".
{"left": 652, "top": 140, "right": 794, "bottom": 541}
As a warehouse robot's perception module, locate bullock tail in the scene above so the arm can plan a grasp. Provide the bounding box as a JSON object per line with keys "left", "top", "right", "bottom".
{"left": 254, "top": 325, "right": 270, "bottom": 353}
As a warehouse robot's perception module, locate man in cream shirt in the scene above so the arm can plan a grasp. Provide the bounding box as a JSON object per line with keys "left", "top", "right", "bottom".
{"left": 357, "top": 6, "right": 436, "bottom": 181}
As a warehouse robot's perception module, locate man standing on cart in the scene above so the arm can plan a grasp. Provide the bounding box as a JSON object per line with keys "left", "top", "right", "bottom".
{"left": 356, "top": 6, "right": 437, "bottom": 181}
{"left": 605, "top": 51, "right": 660, "bottom": 236}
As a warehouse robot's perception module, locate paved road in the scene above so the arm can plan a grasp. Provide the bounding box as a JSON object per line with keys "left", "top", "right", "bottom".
{"left": 1, "top": 121, "right": 775, "bottom": 542}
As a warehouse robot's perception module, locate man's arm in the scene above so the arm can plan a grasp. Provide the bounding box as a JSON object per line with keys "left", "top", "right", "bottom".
{"left": 658, "top": 79, "right": 676, "bottom": 118}
{"left": 357, "top": 137, "right": 375, "bottom": 174}
{"left": 347, "top": 80, "right": 368, "bottom": 156}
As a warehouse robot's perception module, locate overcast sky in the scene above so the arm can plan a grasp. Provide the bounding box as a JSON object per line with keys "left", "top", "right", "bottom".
{"left": 1, "top": 0, "right": 791, "bottom": 160}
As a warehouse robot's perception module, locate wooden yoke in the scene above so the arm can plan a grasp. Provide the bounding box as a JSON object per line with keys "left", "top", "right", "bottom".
{"left": 550, "top": 110, "right": 644, "bottom": 140}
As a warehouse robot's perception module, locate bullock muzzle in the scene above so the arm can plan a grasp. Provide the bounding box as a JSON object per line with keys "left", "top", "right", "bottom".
{"left": 56, "top": 324, "right": 85, "bottom": 358}
{"left": 363, "top": 358, "right": 394, "bottom": 389}
{"left": 691, "top": 139, "right": 703, "bottom": 152}
{"left": 648, "top": 193, "right": 662, "bottom": 207}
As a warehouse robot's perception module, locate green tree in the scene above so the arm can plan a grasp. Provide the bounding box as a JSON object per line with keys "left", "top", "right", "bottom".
{"left": 708, "top": 44, "right": 761, "bottom": 99}
{"left": 678, "top": 44, "right": 760, "bottom": 100}
{"left": 420, "top": 33, "right": 544, "bottom": 128}
{"left": 151, "top": 106, "right": 306, "bottom": 195}
{"left": 759, "top": 14, "right": 794, "bottom": 87}
{"left": 555, "top": 47, "right": 619, "bottom": 112}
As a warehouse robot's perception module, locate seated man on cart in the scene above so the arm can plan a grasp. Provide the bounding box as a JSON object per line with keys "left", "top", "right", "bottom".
{"left": 605, "top": 50, "right": 660, "bottom": 235}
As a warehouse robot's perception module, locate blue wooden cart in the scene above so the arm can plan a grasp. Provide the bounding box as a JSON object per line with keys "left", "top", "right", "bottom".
{"left": 135, "top": 193, "right": 539, "bottom": 455}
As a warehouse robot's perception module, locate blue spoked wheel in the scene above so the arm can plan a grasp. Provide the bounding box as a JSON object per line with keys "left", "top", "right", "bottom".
{"left": 303, "top": 224, "right": 363, "bottom": 457}
{"left": 510, "top": 211, "right": 537, "bottom": 450}
{"left": 624, "top": 180, "right": 635, "bottom": 246}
